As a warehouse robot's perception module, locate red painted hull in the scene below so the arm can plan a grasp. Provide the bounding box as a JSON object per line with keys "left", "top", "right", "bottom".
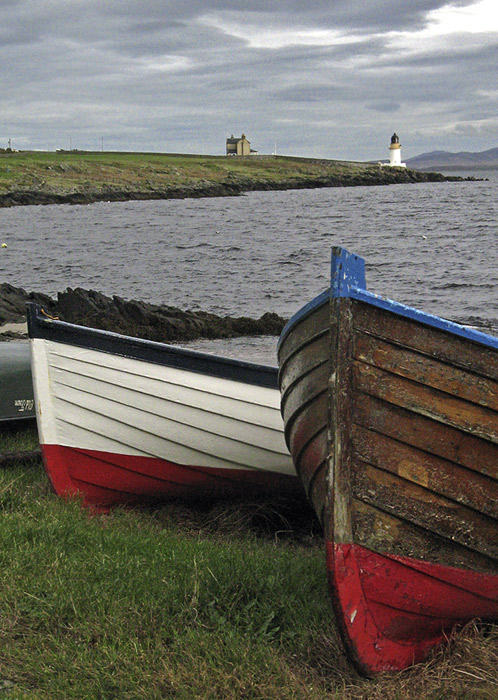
{"left": 41, "top": 444, "right": 299, "bottom": 509}
{"left": 326, "top": 542, "right": 498, "bottom": 674}
{"left": 278, "top": 248, "right": 498, "bottom": 674}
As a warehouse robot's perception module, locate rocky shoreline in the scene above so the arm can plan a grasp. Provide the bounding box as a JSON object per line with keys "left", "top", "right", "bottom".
{"left": 0, "top": 167, "right": 470, "bottom": 208}
{"left": 0, "top": 183, "right": 243, "bottom": 208}
{"left": 0, "top": 283, "right": 287, "bottom": 342}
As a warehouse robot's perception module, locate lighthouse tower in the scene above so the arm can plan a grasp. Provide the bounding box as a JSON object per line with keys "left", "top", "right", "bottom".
{"left": 388, "top": 133, "right": 406, "bottom": 167}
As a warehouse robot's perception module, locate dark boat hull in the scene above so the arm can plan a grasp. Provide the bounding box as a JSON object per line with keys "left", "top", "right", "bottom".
{"left": 0, "top": 342, "right": 35, "bottom": 422}
{"left": 278, "top": 247, "right": 498, "bottom": 674}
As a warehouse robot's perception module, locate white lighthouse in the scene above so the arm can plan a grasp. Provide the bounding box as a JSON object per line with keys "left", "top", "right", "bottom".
{"left": 388, "top": 133, "right": 406, "bottom": 167}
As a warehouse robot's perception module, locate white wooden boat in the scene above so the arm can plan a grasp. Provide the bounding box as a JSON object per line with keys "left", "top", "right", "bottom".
{"left": 27, "top": 303, "right": 296, "bottom": 509}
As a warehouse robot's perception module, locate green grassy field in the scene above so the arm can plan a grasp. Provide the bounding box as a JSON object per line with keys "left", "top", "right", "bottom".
{"left": 0, "top": 150, "right": 449, "bottom": 207}
{"left": 0, "top": 423, "right": 496, "bottom": 699}
{"left": 0, "top": 150, "right": 365, "bottom": 190}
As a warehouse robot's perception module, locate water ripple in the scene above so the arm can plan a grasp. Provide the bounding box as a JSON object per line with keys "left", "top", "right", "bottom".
{"left": 1, "top": 173, "right": 497, "bottom": 361}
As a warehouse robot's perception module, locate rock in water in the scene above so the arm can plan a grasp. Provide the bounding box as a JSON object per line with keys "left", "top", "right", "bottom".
{"left": 0, "top": 284, "right": 287, "bottom": 342}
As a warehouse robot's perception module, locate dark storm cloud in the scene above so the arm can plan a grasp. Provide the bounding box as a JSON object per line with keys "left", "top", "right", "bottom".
{"left": 0, "top": 0, "right": 496, "bottom": 158}
{"left": 112, "top": 0, "right": 473, "bottom": 32}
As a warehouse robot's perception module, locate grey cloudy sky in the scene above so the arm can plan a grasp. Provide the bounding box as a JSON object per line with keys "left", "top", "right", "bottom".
{"left": 1, "top": 0, "right": 497, "bottom": 160}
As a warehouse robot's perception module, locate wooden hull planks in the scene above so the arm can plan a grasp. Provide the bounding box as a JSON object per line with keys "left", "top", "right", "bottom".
{"left": 277, "top": 247, "right": 498, "bottom": 674}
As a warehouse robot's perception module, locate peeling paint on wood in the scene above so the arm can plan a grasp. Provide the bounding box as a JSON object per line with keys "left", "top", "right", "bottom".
{"left": 277, "top": 246, "right": 498, "bottom": 675}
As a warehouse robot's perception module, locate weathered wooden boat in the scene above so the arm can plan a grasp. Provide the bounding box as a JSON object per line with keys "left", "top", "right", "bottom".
{"left": 277, "top": 247, "right": 498, "bottom": 675}
{"left": 0, "top": 341, "right": 35, "bottom": 422}
{"left": 27, "top": 303, "right": 297, "bottom": 509}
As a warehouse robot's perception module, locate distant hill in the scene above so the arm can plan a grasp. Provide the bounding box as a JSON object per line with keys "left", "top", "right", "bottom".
{"left": 406, "top": 147, "right": 498, "bottom": 170}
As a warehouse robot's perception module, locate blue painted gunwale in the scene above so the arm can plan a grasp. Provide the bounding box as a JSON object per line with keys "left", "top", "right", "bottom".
{"left": 278, "top": 246, "right": 498, "bottom": 351}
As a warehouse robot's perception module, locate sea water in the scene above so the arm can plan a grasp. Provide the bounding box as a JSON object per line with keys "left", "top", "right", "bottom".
{"left": 1, "top": 171, "right": 496, "bottom": 364}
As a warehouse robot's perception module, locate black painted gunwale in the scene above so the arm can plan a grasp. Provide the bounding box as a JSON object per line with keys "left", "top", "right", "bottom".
{"left": 26, "top": 303, "right": 278, "bottom": 389}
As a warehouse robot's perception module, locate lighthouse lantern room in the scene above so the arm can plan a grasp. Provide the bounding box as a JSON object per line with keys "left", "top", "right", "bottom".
{"left": 388, "top": 133, "right": 406, "bottom": 167}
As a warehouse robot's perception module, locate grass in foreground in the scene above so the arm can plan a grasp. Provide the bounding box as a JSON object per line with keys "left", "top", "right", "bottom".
{"left": 0, "top": 420, "right": 39, "bottom": 454}
{"left": 0, "top": 425, "right": 497, "bottom": 699}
